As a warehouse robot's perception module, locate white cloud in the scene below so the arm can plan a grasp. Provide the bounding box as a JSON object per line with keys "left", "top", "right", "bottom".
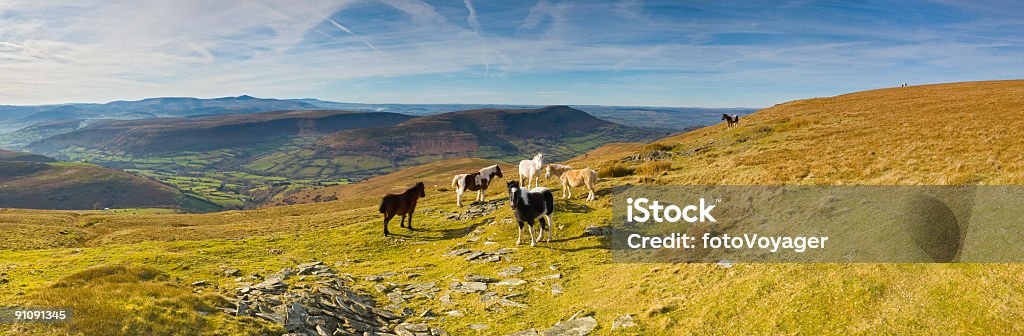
{"left": 0, "top": 0, "right": 1022, "bottom": 106}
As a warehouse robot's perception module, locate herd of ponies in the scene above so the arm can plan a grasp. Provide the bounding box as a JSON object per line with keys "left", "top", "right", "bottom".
{"left": 378, "top": 153, "right": 598, "bottom": 246}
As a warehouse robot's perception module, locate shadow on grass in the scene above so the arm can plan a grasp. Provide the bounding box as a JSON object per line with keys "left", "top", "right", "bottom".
{"left": 389, "top": 218, "right": 490, "bottom": 241}
{"left": 537, "top": 233, "right": 610, "bottom": 253}
{"left": 559, "top": 201, "right": 594, "bottom": 213}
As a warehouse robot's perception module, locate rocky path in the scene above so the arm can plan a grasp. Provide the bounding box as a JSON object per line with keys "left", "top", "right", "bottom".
{"left": 218, "top": 262, "right": 448, "bottom": 336}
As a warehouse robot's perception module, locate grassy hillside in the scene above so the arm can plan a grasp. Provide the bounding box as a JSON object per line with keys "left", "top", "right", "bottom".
{"left": 3, "top": 81, "right": 1024, "bottom": 335}
{"left": 255, "top": 106, "right": 667, "bottom": 181}
{"left": 24, "top": 111, "right": 413, "bottom": 208}
{"left": 0, "top": 149, "right": 56, "bottom": 163}
{"left": 0, "top": 160, "right": 206, "bottom": 211}
{"left": 30, "top": 110, "right": 414, "bottom": 155}
{"left": 267, "top": 158, "right": 511, "bottom": 206}
{"left": 595, "top": 80, "right": 1024, "bottom": 185}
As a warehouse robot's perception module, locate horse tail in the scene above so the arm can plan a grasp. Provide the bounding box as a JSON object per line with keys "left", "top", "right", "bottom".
{"left": 378, "top": 199, "right": 387, "bottom": 214}
{"left": 451, "top": 175, "right": 461, "bottom": 189}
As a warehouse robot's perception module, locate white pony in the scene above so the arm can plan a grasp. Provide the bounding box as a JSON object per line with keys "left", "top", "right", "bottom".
{"left": 518, "top": 153, "right": 544, "bottom": 189}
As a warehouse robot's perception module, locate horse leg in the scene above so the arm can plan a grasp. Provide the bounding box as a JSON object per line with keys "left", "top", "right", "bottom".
{"left": 477, "top": 189, "right": 483, "bottom": 202}
{"left": 383, "top": 214, "right": 394, "bottom": 236}
{"left": 545, "top": 215, "right": 554, "bottom": 241}
{"left": 516, "top": 221, "right": 524, "bottom": 245}
{"left": 535, "top": 217, "right": 546, "bottom": 243}
{"left": 526, "top": 219, "right": 536, "bottom": 247}
{"left": 456, "top": 187, "right": 463, "bottom": 207}
{"left": 399, "top": 214, "right": 407, "bottom": 228}
{"left": 407, "top": 213, "right": 414, "bottom": 230}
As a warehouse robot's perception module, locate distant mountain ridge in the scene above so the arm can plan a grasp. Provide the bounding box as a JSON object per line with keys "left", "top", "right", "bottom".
{"left": 0, "top": 96, "right": 316, "bottom": 133}
{"left": 250, "top": 105, "right": 668, "bottom": 180}
{"left": 318, "top": 105, "right": 629, "bottom": 157}
{"left": 0, "top": 96, "right": 756, "bottom": 136}
{"left": 29, "top": 110, "right": 415, "bottom": 155}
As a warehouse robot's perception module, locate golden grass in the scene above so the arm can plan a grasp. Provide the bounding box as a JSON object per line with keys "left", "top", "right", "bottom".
{"left": 637, "top": 161, "right": 672, "bottom": 177}
{"left": 632, "top": 80, "right": 1024, "bottom": 185}
{"left": 4, "top": 80, "right": 1024, "bottom": 335}
{"left": 4, "top": 265, "right": 277, "bottom": 336}
{"left": 598, "top": 163, "right": 636, "bottom": 178}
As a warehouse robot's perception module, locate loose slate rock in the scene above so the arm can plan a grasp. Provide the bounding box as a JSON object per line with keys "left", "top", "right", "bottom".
{"left": 449, "top": 281, "right": 488, "bottom": 293}
{"left": 551, "top": 284, "right": 564, "bottom": 296}
{"left": 498, "top": 266, "right": 524, "bottom": 277}
{"left": 543, "top": 316, "right": 598, "bottom": 336}
{"left": 222, "top": 264, "right": 447, "bottom": 336}
{"left": 506, "top": 316, "right": 597, "bottom": 336}
{"left": 582, "top": 226, "right": 614, "bottom": 237}
{"left": 464, "top": 275, "right": 499, "bottom": 283}
{"left": 612, "top": 314, "right": 638, "bottom": 329}
{"left": 497, "top": 279, "right": 527, "bottom": 286}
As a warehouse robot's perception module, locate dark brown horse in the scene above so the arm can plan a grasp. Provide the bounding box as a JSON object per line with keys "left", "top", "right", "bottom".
{"left": 722, "top": 114, "right": 740, "bottom": 128}
{"left": 379, "top": 182, "right": 426, "bottom": 236}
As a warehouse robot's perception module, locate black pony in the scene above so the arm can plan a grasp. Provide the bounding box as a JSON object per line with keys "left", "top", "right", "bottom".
{"left": 379, "top": 182, "right": 426, "bottom": 236}
{"left": 506, "top": 180, "right": 555, "bottom": 246}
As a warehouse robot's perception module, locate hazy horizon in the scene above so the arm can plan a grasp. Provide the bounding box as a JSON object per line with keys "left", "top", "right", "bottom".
{"left": 0, "top": 93, "right": 761, "bottom": 109}
{"left": 2, "top": 1, "right": 1023, "bottom": 107}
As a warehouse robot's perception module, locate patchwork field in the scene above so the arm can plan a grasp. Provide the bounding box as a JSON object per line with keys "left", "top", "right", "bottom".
{"left": 50, "top": 138, "right": 350, "bottom": 209}
{"left": 3, "top": 81, "right": 1024, "bottom": 335}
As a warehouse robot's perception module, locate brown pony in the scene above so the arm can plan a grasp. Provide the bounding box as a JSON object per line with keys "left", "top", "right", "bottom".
{"left": 722, "top": 114, "right": 740, "bottom": 128}
{"left": 557, "top": 168, "right": 598, "bottom": 201}
{"left": 379, "top": 182, "right": 426, "bottom": 236}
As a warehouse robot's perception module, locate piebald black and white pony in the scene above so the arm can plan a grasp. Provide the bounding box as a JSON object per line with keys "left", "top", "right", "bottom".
{"left": 506, "top": 180, "right": 555, "bottom": 246}
{"left": 451, "top": 164, "right": 503, "bottom": 207}
{"left": 722, "top": 114, "right": 740, "bottom": 128}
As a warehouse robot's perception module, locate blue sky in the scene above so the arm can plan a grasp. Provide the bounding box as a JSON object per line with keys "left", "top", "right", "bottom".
{"left": 1, "top": 0, "right": 1023, "bottom": 107}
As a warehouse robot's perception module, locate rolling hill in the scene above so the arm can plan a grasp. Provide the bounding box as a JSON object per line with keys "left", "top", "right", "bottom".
{"left": 21, "top": 110, "right": 415, "bottom": 209}
{"left": 3, "top": 81, "right": 1024, "bottom": 334}
{"left": 0, "top": 149, "right": 56, "bottom": 163}
{"left": 0, "top": 151, "right": 205, "bottom": 211}
{"left": 250, "top": 105, "right": 668, "bottom": 180}
{"left": 292, "top": 99, "right": 756, "bottom": 130}
{"left": 267, "top": 157, "right": 513, "bottom": 206}
{"left": 28, "top": 110, "right": 415, "bottom": 155}
{"left": 0, "top": 95, "right": 317, "bottom": 133}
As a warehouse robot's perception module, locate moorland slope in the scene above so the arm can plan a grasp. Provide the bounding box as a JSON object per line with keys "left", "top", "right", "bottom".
{"left": 0, "top": 152, "right": 200, "bottom": 211}
{"left": 3, "top": 81, "right": 1024, "bottom": 335}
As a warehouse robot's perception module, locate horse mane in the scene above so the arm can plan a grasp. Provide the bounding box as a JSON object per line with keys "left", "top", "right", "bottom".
{"left": 546, "top": 164, "right": 573, "bottom": 178}
{"left": 406, "top": 182, "right": 425, "bottom": 195}
{"left": 479, "top": 164, "right": 499, "bottom": 177}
